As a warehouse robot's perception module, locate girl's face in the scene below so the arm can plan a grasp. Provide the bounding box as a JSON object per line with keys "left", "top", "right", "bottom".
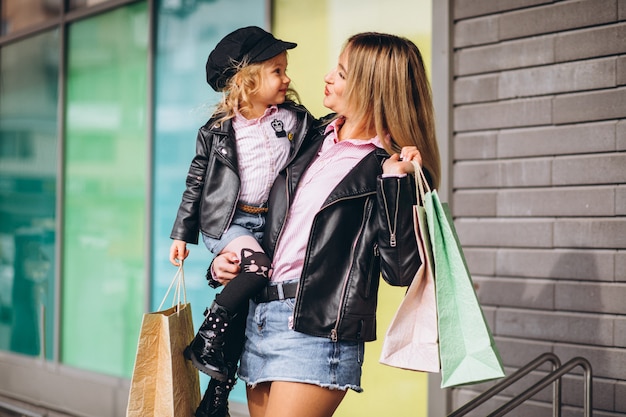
{"left": 323, "top": 50, "right": 349, "bottom": 116}
{"left": 250, "top": 52, "right": 291, "bottom": 108}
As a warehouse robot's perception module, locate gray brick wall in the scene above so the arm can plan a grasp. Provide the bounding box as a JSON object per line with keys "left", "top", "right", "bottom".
{"left": 450, "top": 0, "right": 626, "bottom": 414}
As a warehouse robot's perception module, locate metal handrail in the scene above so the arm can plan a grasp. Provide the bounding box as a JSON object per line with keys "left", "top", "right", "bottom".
{"left": 488, "top": 357, "right": 593, "bottom": 417}
{"left": 0, "top": 400, "right": 46, "bottom": 417}
{"left": 449, "top": 352, "right": 562, "bottom": 417}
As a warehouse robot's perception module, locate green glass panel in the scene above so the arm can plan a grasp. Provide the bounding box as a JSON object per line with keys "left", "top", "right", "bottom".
{"left": 0, "top": 30, "right": 59, "bottom": 360}
{"left": 152, "top": 0, "right": 266, "bottom": 403}
{"left": 62, "top": 2, "right": 148, "bottom": 377}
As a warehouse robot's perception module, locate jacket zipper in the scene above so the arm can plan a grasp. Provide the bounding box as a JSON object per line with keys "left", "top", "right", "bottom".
{"left": 365, "top": 243, "right": 379, "bottom": 299}
{"left": 380, "top": 177, "right": 400, "bottom": 247}
{"left": 272, "top": 167, "right": 292, "bottom": 254}
{"left": 213, "top": 137, "right": 240, "bottom": 234}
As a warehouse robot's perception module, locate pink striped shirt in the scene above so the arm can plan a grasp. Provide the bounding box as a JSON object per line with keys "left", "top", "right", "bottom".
{"left": 271, "top": 119, "right": 384, "bottom": 283}
{"left": 232, "top": 105, "right": 297, "bottom": 206}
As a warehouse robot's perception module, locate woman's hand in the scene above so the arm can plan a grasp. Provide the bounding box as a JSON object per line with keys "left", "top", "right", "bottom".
{"left": 211, "top": 251, "right": 241, "bottom": 286}
{"left": 169, "top": 239, "right": 189, "bottom": 266}
{"left": 383, "top": 146, "right": 423, "bottom": 175}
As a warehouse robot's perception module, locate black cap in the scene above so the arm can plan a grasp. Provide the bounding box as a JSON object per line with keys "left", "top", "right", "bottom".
{"left": 206, "top": 26, "right": 297, "bottom": 91}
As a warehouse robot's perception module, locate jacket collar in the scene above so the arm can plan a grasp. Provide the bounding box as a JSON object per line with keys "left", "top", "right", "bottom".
{"left": 323, "top": 147, "right": 389, "bottom": 206}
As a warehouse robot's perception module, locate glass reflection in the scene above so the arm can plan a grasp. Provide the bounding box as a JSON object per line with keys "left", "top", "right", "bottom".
{"left": 62, "top": 2, "right": 148, "bottom": 377}
{"left": 0, "top": 30, "right": 59, "bottom": 360}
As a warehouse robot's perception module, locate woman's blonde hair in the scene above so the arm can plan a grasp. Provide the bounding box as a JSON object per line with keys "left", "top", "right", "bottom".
{"left": 213, "top": 52, "right": 299, "bottom": 123}
{"left": 343, "top": 32, "right": 441, "bottom": 188}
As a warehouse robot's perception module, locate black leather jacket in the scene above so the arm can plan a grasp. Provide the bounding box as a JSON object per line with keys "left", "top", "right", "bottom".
{"left": 170, "top": 101, "right": 314, "bottom": 244}
{"left": 262, "top": 122, "right": 425, "bottom": 342}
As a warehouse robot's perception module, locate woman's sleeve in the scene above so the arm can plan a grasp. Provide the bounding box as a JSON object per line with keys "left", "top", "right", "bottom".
{"left": 376, "top": 173, "right": 421, "bottom": 287}
{"left": 169, "top": 128, "right": 210, "bottom": 244}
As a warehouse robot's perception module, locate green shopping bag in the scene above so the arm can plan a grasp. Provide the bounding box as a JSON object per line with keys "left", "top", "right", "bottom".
{"left": 419, "top": 168, "right": 505, "bottom": 388}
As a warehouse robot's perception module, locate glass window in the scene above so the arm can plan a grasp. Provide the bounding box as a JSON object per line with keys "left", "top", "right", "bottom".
{"left": 1, "top": 1, "right": 61, "bottom": 36}
{"left": 151, "top": 0, "right": 266, "bottom": 403}
{"left": 62, "top": 2, "right": 148, "bottom": 378}
{"left": 0, "top": 30, "right": 59, "bottom": 360}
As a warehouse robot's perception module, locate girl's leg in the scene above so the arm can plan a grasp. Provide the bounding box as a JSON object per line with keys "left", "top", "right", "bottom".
{"left": 247, "top": 382, "right": 347, "bottom": 417}
{"left": 216, "top": 235, "right": 271, "bottom": 312}
{"left": 186, "top": 235, "right": 271, "bottom": 381}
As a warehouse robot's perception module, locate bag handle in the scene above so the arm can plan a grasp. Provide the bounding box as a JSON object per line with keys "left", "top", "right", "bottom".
{"left": 411, "top": 161, "right": 431, "bottom": 205}
{"left": 158, "top": 260, "right": 187, "bottom": 313}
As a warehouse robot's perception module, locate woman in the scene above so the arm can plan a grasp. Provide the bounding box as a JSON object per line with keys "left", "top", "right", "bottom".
{"left": 212, "top": 32, "right": 441, "bottom": 417}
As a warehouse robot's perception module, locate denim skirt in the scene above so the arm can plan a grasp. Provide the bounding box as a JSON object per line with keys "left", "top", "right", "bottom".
{"left": 202, "top": 209, "right": 265, "bottom": 255}
{"left": 238, "top": 288, "right": 365, "bottom": 392}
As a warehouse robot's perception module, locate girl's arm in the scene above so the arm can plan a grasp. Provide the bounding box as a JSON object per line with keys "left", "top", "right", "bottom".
{"left": 169, "top": 128, "right": 211, "bottom": 244}
{"left": 169, "top": 239, "right": 189, "bottom": 266}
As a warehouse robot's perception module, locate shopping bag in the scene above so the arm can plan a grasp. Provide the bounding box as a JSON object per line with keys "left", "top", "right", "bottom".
{"left": 380, "top": 162, "right": 440, "bottom": 372}
{"left": 423, "top": 169, "right": 505, "bottom": 388}
{"left": 126, "top": 262, "right": 201, "bottom": 417}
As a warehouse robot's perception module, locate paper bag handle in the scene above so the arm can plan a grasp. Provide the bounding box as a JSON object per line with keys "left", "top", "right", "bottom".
{"left": 158, "top": 260, "right": 188, "bottom": 312}
{"left": 411, "top": 160, "right": 431, "bottom": 206}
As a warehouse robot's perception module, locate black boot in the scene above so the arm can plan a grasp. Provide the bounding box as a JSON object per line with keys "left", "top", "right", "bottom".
{"left": 194, "top": 307, "right": 246, "bottom": 417}
{"left": 194, "top": 369, "right": 237, "bottom": 417}
{"left": 184, "top": 301, "right": 234, "bottom": 381}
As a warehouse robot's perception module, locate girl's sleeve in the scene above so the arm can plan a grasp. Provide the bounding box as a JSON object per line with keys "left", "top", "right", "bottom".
{"left": 169, "top": 128, "right": 210, "bottom": 244}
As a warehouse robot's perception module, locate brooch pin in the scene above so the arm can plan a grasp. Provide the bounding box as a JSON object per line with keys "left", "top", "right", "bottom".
{"left": 271, "top": 119, "right": 287, "bottom": 137}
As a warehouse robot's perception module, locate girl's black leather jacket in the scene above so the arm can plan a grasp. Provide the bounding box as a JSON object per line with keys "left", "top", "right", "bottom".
{"left": 262, "top": 122, "right": 425, "bottom": 343}
{"left": 170, "top": 101, "right": 314, "bottom": 244}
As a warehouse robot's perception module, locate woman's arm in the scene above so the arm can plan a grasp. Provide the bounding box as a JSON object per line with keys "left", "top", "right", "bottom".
{"left": 377, "top": 147, "right": 424, "bottom": 286}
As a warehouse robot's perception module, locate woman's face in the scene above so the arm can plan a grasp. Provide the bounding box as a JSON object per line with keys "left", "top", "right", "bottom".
{"left": 323, "top": 50, "right": 349, "bottom": 115}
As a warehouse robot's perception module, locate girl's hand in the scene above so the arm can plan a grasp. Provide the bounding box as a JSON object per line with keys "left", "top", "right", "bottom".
{"left": 169, "top": 239, "right": 189, "bottom": 266}
{"left": 383, "top": 146, "right": 422, "bottom": 175}
{"left": 211, "top": 252, "right": 241, "bottom": 285}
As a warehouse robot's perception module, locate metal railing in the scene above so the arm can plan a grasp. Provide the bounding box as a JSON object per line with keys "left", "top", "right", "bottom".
{"left": 0, "top": 400, "right": 46, "bottom": 417}
{"left": 449, "top": 352, "right": 593, "bottom": 417}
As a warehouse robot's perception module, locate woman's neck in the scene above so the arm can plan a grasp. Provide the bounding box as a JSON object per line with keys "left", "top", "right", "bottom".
{"left": 336, "top": 117, "right": 375, "bottom": 141}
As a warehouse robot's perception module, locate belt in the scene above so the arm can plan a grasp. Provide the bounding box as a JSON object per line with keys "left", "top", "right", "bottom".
{"left": 237, "top": 202, "right": 268, "bottom": 214}
{"left": 254, "top": 281, "right": 298, "bottom": 303}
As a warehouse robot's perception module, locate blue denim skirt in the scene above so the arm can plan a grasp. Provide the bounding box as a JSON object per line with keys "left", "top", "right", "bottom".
{"left": 238, "top": 287, "right": 365, "bottom": 392}
{"left": 202, "top": 209, "right": 265, "bottom": 255}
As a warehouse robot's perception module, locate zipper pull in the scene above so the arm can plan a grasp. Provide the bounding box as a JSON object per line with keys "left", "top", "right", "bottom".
{"left": 330, "top": 329, "right": 338, "bottom": 342}
{"left": 390, "top": 233, "right": 396, "bottom": 247}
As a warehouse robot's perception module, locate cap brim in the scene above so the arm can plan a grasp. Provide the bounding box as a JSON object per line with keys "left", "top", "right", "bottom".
{"left": 250, "top": 40, "right": 297, "bottom": 63}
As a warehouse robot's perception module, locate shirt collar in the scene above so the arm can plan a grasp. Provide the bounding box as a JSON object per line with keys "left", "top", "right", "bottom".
{"left": 324, "top": 117, "right": 384, "bottom": 148}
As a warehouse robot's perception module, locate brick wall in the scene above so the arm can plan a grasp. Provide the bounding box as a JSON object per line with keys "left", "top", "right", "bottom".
{"left": 450, "top": 0, "right": 626, "bottom": 415}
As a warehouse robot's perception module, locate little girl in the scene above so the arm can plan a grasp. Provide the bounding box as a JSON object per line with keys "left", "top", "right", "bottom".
{"left": 168, "top": 26, "right": 314, "bottom": 417}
